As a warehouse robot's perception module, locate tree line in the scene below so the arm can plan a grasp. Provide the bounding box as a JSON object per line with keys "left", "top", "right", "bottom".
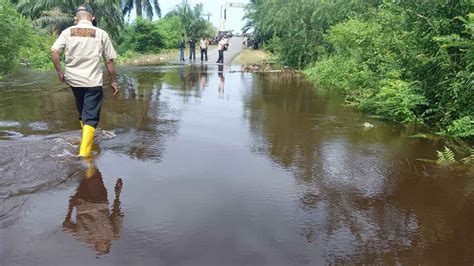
{"left": 0, "top": 0, "right": 215, "bottom": 77}
{"left": 245, "top": 0, "right": 473, "bottom": 138}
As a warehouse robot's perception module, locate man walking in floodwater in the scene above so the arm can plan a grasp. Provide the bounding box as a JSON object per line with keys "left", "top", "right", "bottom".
{"left": 51, "top": 5, "right": 119, "bottom": 158}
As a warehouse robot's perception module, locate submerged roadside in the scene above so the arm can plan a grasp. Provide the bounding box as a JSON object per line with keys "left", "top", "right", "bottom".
{"left": 242, "top": 45, "right": 473, "bottom": 164}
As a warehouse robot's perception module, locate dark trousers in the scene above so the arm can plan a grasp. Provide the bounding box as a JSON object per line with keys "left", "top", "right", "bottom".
{"left": 189, "top": 47, "right": 196, "bottom": 60}
{"left": 200, "top": 48, "right": 208, "bottom": 61}
{"left": 71, "top": 87, "right": 103, "bottom": 128}
{"left": 179, "top": 47, "right": 184, "bottom": 61}
{"left": 217, "top": 50, "right": 224, "bottom": 63}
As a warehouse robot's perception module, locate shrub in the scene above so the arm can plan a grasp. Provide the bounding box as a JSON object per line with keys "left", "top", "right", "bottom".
{"left": 447, "top": 116, "right": 474, "bottom": 139}
{"left": 18, "top": 31, "right": 56, "bottom": 70}
{"left": 131, "top": 18, "right": 164, "bottom": 53}
{"left": 248, "top": 1, "right": 473, "bottom": 138}
{"left": 0, "top": 1, "right": 30, "bottom": 77}
{"left": 360, "top": 80, "right": 427, "bottom": 123}
{"left": 156, "top": 15, "right": 183, "bottom": 49}
{"left": 117, "top": 49, "right": 135, "bottom": 61}
{"left": 118, "top": 18, "right": 164, "bottom": 54}
{"left": 431, "top": 13, "right": 474, "bottom": 127}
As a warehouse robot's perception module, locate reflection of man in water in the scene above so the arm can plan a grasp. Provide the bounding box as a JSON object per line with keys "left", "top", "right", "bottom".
{"left": 218, "top": 64, "right": 225, "bottom": 97}
{"left": 200, "top": 65, "right": 208, "bottom": 89}
{"left": 63, "top": 167, "right": 123, "bottom": 255}
{"left": 180, "top": 65, "right": 185, "bottom": 82}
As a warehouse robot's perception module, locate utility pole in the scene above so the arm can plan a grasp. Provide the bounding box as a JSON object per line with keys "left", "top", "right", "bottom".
{"left": 202, "top": 12, "right": 212, "bottom": 22}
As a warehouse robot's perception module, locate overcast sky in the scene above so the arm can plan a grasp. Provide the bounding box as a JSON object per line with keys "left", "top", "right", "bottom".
{"left": 126, "top": 0, "right": 250, "bottom": 33}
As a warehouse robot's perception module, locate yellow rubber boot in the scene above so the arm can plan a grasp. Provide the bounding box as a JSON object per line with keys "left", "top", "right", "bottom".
{"left": 79, "top": 125, "right": 95, "bottom": 157}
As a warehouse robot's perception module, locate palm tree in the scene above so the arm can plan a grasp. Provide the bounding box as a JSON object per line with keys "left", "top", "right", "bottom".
{"left": 16, "top": 0, "right": 123, "bottom": 37}
{"left": 121, "top": 0, "right": 161, "bottom": 20}
{"left": 166, "top": 3, "right": 206, "bottom": 37}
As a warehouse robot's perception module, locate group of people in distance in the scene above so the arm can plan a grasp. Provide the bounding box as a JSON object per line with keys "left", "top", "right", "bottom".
{"left": 179, "top": 34, "right": 229, "bottom": 64}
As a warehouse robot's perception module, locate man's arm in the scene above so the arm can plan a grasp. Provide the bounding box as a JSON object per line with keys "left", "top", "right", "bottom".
{"left": 51, "top": 49, "right": 64, "bottom": 82}
{"left": 105, "top": 58, "right": 119, "bottom": 96}
{"left": 50, "top": 30, "right": 67, "bottom": 82}
{"left": 102, "top": 31, "right": 119, "bottom": 96}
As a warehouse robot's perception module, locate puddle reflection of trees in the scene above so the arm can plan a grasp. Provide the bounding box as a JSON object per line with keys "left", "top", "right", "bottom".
{"left": 243, "top": 72, "right": 474, "bottom": 263}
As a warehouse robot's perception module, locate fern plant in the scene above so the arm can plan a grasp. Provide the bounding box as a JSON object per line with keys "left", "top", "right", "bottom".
{"left": 436, "top": 146, "right": 457, "bottom": 165}
{"left": 461, "top": 148, "right": 474, "bottom": 164}
{"left": 408, "top": 133, "right": 442, "bottom": 141}
{"left": 419, "top": 146, "right": 465, "bottom": 166}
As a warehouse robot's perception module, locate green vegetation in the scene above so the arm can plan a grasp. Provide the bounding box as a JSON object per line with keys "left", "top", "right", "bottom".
{"left": 116, "top": 3, "right": 215, "bottom": 63}
{"left": 0, "top": 0, "right": 125, "bottom": 77}
{"left": 245, "top": 0, "right": 473, "bottom": 138}
{"left": 122, "top": 0, "right": 161, "bottom": 20}
{"left": 117, "top": 4, "right": 215, "bottom": 55}
{"left": 0, "top": 1, "right": 30, "bottom": 78}
{"left": 118, "top": 18, "right": 165, "bottom": 54}
{"left": 419, "top": 146, "right": 474, "bottom": 166}
{"left": 18, "top": 31, "right": 56, "bottom": 70}
{"left": 17, "top": 0, "right": 123, "bottom": 37}
{"left": 165, "top": 3, "right": 215, "bottom": 38}
{"left": 0, "top": 1, "right": 215, "bottom": 76}
{"left": 0, "top": 0, "right": 55, "bottom": 76}
{"left": 2, "top": 0, "right": 471, "bottom": 139}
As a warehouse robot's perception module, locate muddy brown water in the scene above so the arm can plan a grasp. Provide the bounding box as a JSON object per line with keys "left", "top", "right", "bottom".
{"left": 0, "top": 65, "right": 473, "bottom": 265}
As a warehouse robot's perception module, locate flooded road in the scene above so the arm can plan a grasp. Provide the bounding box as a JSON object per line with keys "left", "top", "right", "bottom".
{"left": 0, "top": 64, "right": 473, "bottom": 265}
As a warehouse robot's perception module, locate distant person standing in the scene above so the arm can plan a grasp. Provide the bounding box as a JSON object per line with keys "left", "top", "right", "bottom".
{"left": 189, "top": 36, "right": 197, "bottom": 61}
{"left": 216, "top": 36, "right": 228, "bottom": 64}
{"left": 179, "top": 33, "right": 185, "bottom": 62}
{"left": 51, "top": 4, "right": 119, "bottom": 158}
{"left": 199, "top": 36, "right": 208, "bottom": 62}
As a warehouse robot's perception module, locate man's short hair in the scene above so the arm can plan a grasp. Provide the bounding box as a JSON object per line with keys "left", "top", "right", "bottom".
{"left": 75, "top": 5, "right": 93, "bottom": 15}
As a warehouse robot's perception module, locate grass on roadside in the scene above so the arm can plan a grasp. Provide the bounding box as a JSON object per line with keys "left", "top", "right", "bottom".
{"left": 117, "top": 49, "right": 179, "bottom": 66}
{"left": 232, "top": 49, "right": 272, "bottom": 65}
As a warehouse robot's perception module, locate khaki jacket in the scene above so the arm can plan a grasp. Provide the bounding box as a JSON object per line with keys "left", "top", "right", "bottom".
{"left": 51, "top": 20, "right": 117, "bottom": 87}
